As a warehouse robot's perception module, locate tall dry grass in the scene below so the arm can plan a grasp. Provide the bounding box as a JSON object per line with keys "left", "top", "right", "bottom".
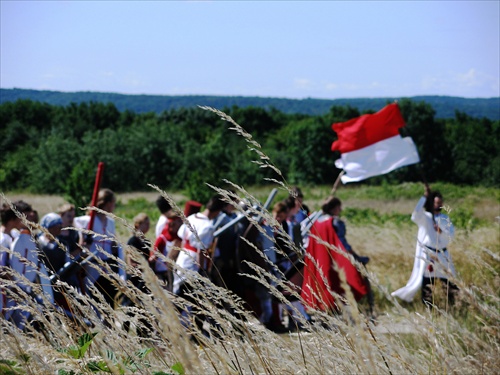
{"left": 1, "top": 108, "right": 499, "bottom": 375}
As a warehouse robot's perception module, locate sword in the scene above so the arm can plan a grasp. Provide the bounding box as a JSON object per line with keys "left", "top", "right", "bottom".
{"left": 213, "top": 188, "right": 278, "bottom": 238}
{"left": 300, "top": 210, "right": 322, "bottom": 239}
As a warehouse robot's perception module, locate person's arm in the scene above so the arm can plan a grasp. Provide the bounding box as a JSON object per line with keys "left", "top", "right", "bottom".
{"left": 411, "top": 195, "right": 428, "bottom": 225}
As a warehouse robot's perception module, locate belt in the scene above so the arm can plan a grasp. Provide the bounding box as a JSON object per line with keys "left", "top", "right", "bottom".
{"left": 425, "top": 246, "right": 447, "bottom": 253}
{"left": 184, "top": 241, "right": 198, "bottom": 253}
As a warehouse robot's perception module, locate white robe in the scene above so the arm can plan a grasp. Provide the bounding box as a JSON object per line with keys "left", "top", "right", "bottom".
{"left": 392, "top": 196, "right": 456, "bottom": 302}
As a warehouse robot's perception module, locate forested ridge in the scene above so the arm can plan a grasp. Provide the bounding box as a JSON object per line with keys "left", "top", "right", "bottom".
{"left": 0, "top": 97, "right": 498, "bottom": 206}
{"left": 1, "top": 88, "right": 499, "bottom": 120}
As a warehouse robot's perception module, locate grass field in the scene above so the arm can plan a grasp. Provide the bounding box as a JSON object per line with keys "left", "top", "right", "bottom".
{"left": 1, "top": 182, "right": 499, "bottom": 374}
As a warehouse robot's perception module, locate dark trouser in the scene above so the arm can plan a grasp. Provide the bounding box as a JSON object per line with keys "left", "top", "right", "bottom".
{"left": 176, "top": 281, "right": 209, "bottom": 334}
{"left": 93, "top": 275, "right": 119, "bottom": 307}
{"left": 422, "top": 277, "right": 459, "bottom": 306}
{"left": 121, "top": 274, "right": 153, "bottom": 338}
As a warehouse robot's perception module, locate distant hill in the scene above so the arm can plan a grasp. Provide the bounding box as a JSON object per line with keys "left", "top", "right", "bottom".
{"left": 1, "top": 88, "right": 499, "bottom": 120}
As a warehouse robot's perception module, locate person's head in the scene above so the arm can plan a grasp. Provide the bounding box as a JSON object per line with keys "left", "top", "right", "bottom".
{"left": 206, "top": 194, "right": 225, "bottom": 217}
{"left": 155, "top": 195, "right": 172, "bottom": 215}
{"left": 1, "top": 201, "right": 25, "bottom": 230}
{"left": 284, "top": 196, "right": 299, "bottom": 217}
{"left": 322, "top": 196, "right": 342, "bottom": 216}
{"left": 133, "top": 212, "right": 150, "bottom": 234}
{"left": 96, "top": 188, "right": 116, "bottom": 213}
{"left": 222, "top": 189, "right": 238, "bottom": 214}
{"left": 58, "top": 203, "right": 76, "bottom": 227}
{"left": 40, "top": 212, "right": 63, "bottom": 238}
{"left": 272, "top": 201, "right": 289, "bottom": 224}
{"left": 9, "top": 200, "right": 35, "bottom": 229}
{"left": 290, "top": 186, "right": 304, "bottom": 204}
{"left": 166, "top": 210, "right": 182, "bottom": 236}
{"left": 428, "top": 191, "right": 444, "bottom": 214}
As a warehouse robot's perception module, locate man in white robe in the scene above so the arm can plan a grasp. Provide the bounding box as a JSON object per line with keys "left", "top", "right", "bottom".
{"left": 392, "top": 184, "right": 458, "bottom": 305}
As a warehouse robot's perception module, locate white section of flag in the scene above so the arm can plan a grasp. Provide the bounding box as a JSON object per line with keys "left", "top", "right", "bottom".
{"left": 334, "top": 135, "right": 420, "bottom": 183}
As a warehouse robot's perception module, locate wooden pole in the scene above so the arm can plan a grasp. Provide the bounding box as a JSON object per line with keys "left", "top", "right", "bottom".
{"left": 330, "top": 171, "right": 345, "bottom": 196}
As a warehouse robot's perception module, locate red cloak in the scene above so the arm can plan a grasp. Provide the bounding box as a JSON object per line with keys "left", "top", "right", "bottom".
{"left": 301, "top": 217, "right": 368, "bottom": 311}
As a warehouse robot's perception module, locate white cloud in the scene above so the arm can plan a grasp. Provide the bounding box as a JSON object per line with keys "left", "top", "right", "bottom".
{"left": 294, "top": 78, "right": 314, "bottom": 89}
{"left": 421, "top": 68, "right": 499, "bottom": 96}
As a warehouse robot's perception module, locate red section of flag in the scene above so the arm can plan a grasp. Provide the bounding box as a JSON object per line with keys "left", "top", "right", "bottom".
{"left": 331, "top": 103, "right": 406, "bottom": 154}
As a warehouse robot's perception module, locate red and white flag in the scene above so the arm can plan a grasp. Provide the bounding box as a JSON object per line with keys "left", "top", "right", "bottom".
{"left": 331, "top": 103, "right": 420, "bottom": 183}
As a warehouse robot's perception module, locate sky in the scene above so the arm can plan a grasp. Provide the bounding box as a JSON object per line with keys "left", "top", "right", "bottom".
{"left": 1, "top": 1, "right": 499, "bottom": 99}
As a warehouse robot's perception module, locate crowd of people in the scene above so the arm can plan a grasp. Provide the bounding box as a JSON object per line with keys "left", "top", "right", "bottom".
{"left": 0, "top": 182, "right": 458, "bottom": 336}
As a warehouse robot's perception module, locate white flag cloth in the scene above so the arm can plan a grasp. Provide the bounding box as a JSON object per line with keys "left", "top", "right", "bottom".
{"left": 335, "top": 135, "right": 420, "bottom": 184}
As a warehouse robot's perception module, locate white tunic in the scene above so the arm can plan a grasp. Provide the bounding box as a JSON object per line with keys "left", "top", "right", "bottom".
{"left": 173, "top": 213, "right": 215, "bottom": 294}
{"left": 1, "top": 231, "right": 14, "bottom": 317}
{"left": 74, "top": 215, "right": 126, "bottom": 285}
{"left": 8, "top": 230, "right": 54, "bottom": 328}
{"left": 155, "top": 214, "right": 168, "bottom": 239}
{"left": 392, "top": 196, "right": 456, "bottom": 302}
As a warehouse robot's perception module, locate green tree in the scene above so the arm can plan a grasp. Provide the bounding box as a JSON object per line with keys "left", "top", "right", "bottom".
{"left": 445, "top": 112, "right": 499, "bottom": 186}
{"left": 268, "top": 117, "right": 334, "bottom": 185}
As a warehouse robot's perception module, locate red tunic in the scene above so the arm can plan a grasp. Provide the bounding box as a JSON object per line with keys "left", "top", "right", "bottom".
{"left": 301, "top": 216, "right": 368, "bottom": 311}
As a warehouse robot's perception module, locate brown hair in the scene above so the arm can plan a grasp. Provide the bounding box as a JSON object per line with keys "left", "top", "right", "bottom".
{"left": 272, "top": 201, "right": 289, "bottom": 215}
{"left": 96, "top": 188, "right": 116, "bottom": 209}
{"left": 133, "top": 213, "right": 149, "bottom": 229}
{"left": 321, "top": 196, "right": 341, "bottom": 214}
{"left": 58, "top": 203, "right": 76, "bottom": 216}
{"left": 1, "top": 200, "right": 32, "bottom": 224}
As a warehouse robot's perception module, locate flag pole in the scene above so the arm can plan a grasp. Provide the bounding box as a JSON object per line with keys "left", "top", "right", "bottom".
{"left": 330, "top": 171, "right": 345, "bottom": 196}
{"left": 87, "top": 161, "right": 105, "bottom": 234}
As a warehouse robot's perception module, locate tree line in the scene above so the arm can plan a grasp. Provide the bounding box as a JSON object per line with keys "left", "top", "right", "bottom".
{"left": 0, "top": 98, "right": 498, "bottom": 205}
{"left": 2, "top": 89, "right": 499, "bottom": 120}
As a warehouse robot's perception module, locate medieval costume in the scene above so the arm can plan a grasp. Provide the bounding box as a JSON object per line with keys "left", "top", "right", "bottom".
{"left": 392, "top": 196, "right": 457, "bottom": 303}
{"left": 301, "top": 214, "right": 369, "bottom": 312}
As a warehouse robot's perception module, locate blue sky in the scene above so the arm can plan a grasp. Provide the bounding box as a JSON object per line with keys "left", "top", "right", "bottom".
{"left": 1, "top": 1, "right": 499, "bottom": 99}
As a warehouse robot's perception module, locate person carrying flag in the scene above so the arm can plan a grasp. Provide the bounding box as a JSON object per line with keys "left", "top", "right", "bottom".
{"left": 74, "top": 188, "right": 126, "bottom": 308}
{"left": 392, "top": 183, "right": 459, "bottom": 305}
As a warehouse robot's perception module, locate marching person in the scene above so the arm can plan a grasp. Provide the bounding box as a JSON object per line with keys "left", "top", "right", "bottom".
{"left": 74, "top": 188, "right": 126, "bottom": 308}
{"left": 288, "top": 186, "right": 310, "bottom": 224}
{"left": 57, "top": 203, "right": 81, "bottom": 258}
{"left": 324, "top": 197, "right": 374, "bottom": 318}
{"left": 392, "top": 183, "right": 458, "bottom": 306}
{"left": 301, "top": 196, "right": 370, "bottom": 314}
{"left": 1, "top": 201, "right": 32, "bottom": 322}
{"left": 123, "top": 212, "right": 153, "bottom": 337}
{"left": 173, "top": 194, "right": 225, "bottom": 337}
{"left": 39, "top": 213, "right": 67, "bottom": 277}
{"left": 152, "top": 210, "right": 182, "bottom": 290}
{"left": 237, "top": 201, "right": 287, "bottom": 333}
{"left": 209, "top": 197, "right": 243, "bottom": 297}
{"left": 273, "top": 201, "right": 310, "bottom": 331}
{"left": 155, "top": 195, "right": 172, "bottom": 239}
{"left": 38, "top": 212, "right": 85, "bottom": 312}
{"left": 8, "top": 202, "right": 55, "bottom": 330}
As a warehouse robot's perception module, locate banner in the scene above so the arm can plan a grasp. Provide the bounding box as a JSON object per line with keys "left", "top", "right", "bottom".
{"left": 331, "top": 103, "right": 420, "bottom": 183}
